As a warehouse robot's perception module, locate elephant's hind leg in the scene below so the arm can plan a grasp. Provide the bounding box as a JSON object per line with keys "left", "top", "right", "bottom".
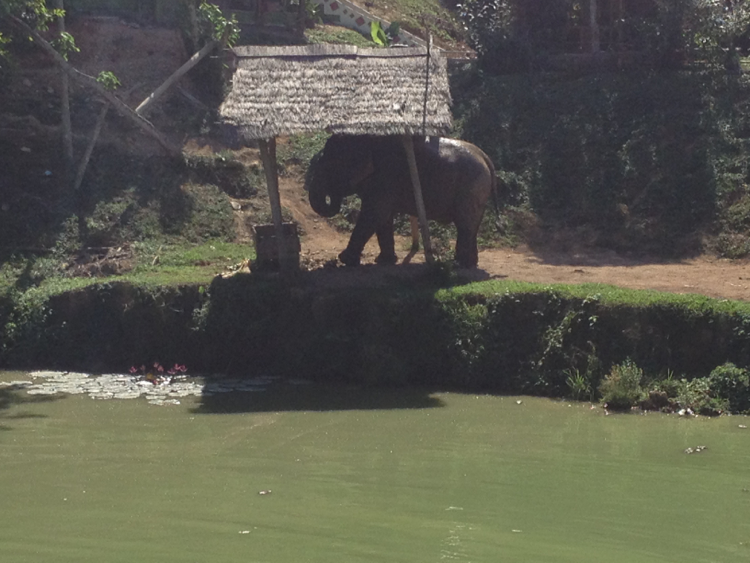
{"left": 455, "top": 226, "right": 479, "bottom": 269}
{"left": 374, "top": 216, "right": 398, "bottom": 265}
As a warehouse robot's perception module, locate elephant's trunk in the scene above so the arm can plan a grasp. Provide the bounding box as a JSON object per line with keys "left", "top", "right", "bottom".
{"left": 309, "top": 186, "right": 343, "bottom": 218}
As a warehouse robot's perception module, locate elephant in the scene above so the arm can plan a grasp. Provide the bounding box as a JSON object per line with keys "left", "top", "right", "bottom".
{"left": 306, "top": 135, "right": 496, "bottom": 269}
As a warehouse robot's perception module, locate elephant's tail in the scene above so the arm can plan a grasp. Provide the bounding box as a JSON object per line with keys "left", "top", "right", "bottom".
{"left": 480, "top": 151, "right": 502, "bottom": 229}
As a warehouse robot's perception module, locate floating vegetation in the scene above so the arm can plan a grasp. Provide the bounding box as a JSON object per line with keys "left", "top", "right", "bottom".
{"left": 0, "top": 371, "right": 277, "bottom": 406}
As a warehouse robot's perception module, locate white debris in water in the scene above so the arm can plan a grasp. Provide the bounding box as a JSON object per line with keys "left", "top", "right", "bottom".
{"left": 8, "top": 371, "right": 276, "bottom": 406}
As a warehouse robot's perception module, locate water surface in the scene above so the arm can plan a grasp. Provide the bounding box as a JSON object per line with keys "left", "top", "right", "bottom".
{"left": 1, "top": 371, "right": 749, "bottom": 562}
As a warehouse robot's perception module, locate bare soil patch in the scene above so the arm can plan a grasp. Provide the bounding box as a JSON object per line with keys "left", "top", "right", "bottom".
{"left": 273, "top": 171, "right": 750, "bottom": 301}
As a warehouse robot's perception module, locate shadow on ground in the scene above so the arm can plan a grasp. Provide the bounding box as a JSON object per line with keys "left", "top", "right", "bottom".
{"left": 191, "top": 381, "right": 445, "bottom": 415}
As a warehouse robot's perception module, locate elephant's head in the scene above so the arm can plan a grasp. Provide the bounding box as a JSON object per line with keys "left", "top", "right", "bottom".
{"left": 306, "top": 135, "right": 375, "bottom": 218}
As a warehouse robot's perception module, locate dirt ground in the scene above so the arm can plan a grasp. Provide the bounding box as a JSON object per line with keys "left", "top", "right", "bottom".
{"left": 273, "top": 173, "right": 750, "bottom": 301}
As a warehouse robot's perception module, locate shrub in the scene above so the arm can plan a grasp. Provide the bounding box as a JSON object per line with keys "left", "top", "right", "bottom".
{"left": 676, "top": 377, "right": 728, "bottom": 416}
{"left": 707, "top": 362, "right": 750, "bottom": 414}
{"left": 599, "top": 358, "right": 645, "bottom": 410}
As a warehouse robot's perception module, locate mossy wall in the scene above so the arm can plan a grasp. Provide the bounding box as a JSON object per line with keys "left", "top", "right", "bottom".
{"left": 3, "top": 277, "right": 750, "bottom": 397}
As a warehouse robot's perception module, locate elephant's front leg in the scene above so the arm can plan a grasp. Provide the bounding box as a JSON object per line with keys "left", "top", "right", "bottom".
{"left": 338, "top": 210, "right": 378, "bottom": 267}
{"left": 339, "top": 195, "right": 394, "bottom": 267}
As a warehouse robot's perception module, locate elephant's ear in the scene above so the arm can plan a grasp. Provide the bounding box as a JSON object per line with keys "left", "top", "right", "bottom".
{"left": 348, "top": 150, "right": 375, "bottom": 188}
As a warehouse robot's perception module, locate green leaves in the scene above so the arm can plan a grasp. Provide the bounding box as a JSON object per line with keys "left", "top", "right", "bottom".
{"left": 96, "top": 71, "right": 121, "bottom": 91}
{"left": 370, "top": 21, "right": 388, "bottom": 46}
{"left": 370, "top": 21, "right": 401, "bottom": 47}
{"left": 198, "top": 1, "right": 239, "bottom": 46}
{"left": 52, "top": 30, "right": 78, "bottom": 60}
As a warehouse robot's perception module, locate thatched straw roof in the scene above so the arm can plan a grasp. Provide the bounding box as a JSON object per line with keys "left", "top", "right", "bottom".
{"left": 219, "top": 44, "right": 452, "bottom": 141}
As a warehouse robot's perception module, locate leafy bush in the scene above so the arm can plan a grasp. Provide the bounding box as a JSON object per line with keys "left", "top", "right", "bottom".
{"left": 457, "top": 0, "right": 750, "bottom": 73}
{"left": 599, "top": 358, "right": 645, "bottom": 410}
{"left": 453, "top": 70, "right": 750, "bottom": 256}
{"left": 184, "top": 153, "right": 262, "bottom": 199}
{"left": 707, "top": 362, "right": 750, "bottom": 414}
{"left": 676, "top": 376, "right": 729, "bottom": 416}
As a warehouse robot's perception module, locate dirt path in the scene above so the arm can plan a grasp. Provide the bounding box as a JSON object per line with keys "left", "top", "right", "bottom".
{"left": 275, "top": 173, "right": 750, "bottom": 301}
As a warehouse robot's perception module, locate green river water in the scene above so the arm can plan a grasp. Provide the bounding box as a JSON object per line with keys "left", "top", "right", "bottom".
{"left": 1, "top": 370, "right": 749, "bottom": 563}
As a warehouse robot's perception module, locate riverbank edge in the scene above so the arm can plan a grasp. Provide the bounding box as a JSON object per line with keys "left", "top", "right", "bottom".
{"left": 2, "top": 274, "right": 750, "bottom": 406}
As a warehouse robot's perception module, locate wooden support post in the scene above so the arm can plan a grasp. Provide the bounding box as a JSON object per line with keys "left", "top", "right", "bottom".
{"left": 402, "top": 135, "right": 433, "bottom": 264}
{"left": 73, "top": 102, "right": 109, "bottom": 192}
{"left": 258, "top": 137, "right": 295, "bottom": 274}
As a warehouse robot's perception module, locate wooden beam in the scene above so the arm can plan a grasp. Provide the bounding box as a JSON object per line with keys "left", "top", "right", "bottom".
{"left": 258, "top": 137, "right": 295, "bottom": 274}
{"left": 73, "top": 102, "right": 109, "bottom": 192}
{"left": 135, "top": 39, "right": 219, "bottom": 116}
{"left": 401, "top": 135, "right": 433, "bottom": 264}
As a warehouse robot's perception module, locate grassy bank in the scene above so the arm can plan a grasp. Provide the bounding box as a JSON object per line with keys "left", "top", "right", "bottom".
{"left": 2, "top": 272, "right": 750, "bottom": 414}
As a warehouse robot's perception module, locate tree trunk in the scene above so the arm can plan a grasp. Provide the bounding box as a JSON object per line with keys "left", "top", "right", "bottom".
{"left": 590, "top": 0, "right": 600, "bottom": 53}
{"left": 54, "top": 0, "right": 74, "bottom": 182}
{"left": 9, "top": 15, "right": 181, "bottom": 158}
{"left": 296, "top": 0, "right": 307, "bottom": 36}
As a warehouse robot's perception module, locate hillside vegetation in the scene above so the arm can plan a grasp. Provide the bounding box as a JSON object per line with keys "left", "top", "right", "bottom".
{"left": 5, "top": 1, "right": 750, "bottom": 411}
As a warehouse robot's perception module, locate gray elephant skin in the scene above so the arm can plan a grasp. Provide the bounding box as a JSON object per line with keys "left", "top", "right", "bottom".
{"left": 306, "top": 135, "right": 496, "bottom": 268}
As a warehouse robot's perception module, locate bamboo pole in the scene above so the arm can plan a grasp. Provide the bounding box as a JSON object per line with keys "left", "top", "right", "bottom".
{"left": 135, "top": 39, "right": 219, "bottom": 116}
{"left": 408, "top": 32, "right": 434, "bottom": 264}
{"left": 402, "top": 135, "right": 433, "bottom": 264}
{"left": 73, "top": 102, "right": 109, "bottom": 192}
{"left": 258, "top": 137, "right": 295, "bottom": 274}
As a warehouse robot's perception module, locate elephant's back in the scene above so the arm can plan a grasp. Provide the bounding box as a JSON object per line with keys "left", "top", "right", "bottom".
{"left": 436, "top": 139, "right": 493, "bottom": 173}
{"left": 432, "top": 138, "right": 495, "bottom": 197}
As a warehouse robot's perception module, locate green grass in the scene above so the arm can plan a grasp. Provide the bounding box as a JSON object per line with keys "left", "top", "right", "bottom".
{"left": 276, "top": 132, "right": 330, "bottom": 173}
{"left": 443, "top": 280, "right": 750, "bottom": 314}
{"left": 369, "top": 0, "right": 464, "bottom": 47}
{"left": 305, "top": 25, "right": 378, "bottom": 48}
{"left": 0, "top": 242, "right": 254, "bottom": 299}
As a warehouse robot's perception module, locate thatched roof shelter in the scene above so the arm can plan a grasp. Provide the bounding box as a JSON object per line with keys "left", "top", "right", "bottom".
{"left": 219, "top": 44, "right": 452, "bottom": 141}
